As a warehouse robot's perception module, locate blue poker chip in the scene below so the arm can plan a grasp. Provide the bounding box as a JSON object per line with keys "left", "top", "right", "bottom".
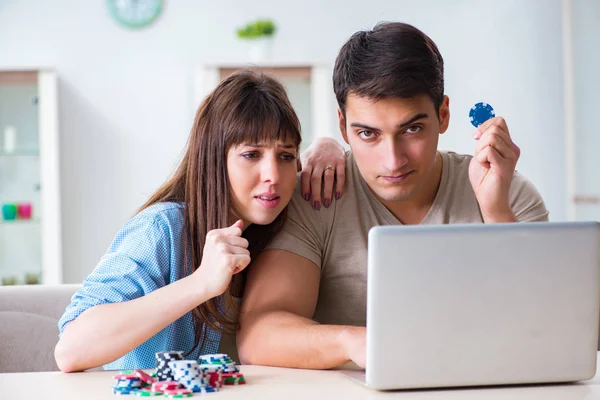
{"left": 113, "top": 386, "right": 140, "bottom": 395}
{"left": 469, "top": 102, "right": 495, "bottom": 128}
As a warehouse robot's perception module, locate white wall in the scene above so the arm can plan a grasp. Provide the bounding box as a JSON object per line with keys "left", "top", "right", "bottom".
{"left": 0, "top": 0, "right": 569, "bottom": 282}
{"left": 572, "top": 0, "right": 600, "bottom": 220}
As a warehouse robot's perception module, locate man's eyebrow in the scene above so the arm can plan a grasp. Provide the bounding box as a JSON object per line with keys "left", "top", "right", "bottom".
{"left": 396, "top": 113, "right": 429, "bottom": 129}
{"left": 349, "top": 113, "right": 429, "bottom": 132}
{"left": 349, "top": 122, "right": 381, "bottom": 132}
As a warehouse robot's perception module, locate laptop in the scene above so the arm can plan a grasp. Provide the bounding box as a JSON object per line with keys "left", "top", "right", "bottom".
{"left": 342, "top": 222, "right": 600, "bottom": 390}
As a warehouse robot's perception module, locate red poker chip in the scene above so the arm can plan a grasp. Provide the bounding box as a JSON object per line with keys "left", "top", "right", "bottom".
{"left": 151, "top": 382, "right": 182, "bottom": 391}
{"left": 113, "top": 374, "right": 139, "bottom": 380}
{"left": 162, "top": 388, "right": 193, "bottom": 395}
{"left": 222, "top": 372, "right": 244, "bottom": 378}
{"left": 134, "top": 369, "right": 156, "bottom": 384}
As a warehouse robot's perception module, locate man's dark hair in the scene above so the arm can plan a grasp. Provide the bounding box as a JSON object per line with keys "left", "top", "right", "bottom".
{"left": 333, "top": 22, "right": 444, "bottom": 116}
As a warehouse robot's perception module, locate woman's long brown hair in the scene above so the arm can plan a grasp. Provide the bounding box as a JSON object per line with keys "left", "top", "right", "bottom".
{"left": 138, "top": 70, "right": 301, "bottom": 354}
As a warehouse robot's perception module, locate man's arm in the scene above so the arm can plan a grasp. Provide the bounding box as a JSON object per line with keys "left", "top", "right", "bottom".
{"left": 237, "top": 249, "right": 365, "bottom": 369}
{"left": 509, "top": 172, "right": 549, "bottom": 222}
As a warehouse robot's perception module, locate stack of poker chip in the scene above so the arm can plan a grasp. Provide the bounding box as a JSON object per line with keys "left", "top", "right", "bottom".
{"left": 161, "top": 388, "right": 195, "bottom": 398}
{"left": 111, "top": 369, "right": 156, "bottom": 395}
{"left": 148, "top": 381, "right": 190, "bottom": 397}
{"left": 199, "top": 354, "right": 245, "bottom": 385}
{"left": 222, "top": 372, "right": 246, "bottom": 386}
{"left": 110, "top": 352, "right": 246, "bottom": 396}
{"left": 168, "top": 360, "right": 218, "bottom": 394}
{"left": 155, "top": 351, "right": 184, "bottom": 382}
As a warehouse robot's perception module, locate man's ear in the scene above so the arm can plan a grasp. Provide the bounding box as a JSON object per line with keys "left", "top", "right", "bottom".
{"left": 438, "top": 95, "right": 450, "bottom": 135}
{"left": 338, "top": 108, "right": 349, "bottom": 144}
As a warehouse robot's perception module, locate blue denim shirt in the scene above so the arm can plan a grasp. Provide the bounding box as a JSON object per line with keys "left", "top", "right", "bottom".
{"left": 58, "top": 202, "right": 221, "bottom": 370}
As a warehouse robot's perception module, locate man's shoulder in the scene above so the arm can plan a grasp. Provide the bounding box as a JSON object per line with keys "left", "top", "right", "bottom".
{"left": 441, "top": 150, "right": 472, "bottom": 170}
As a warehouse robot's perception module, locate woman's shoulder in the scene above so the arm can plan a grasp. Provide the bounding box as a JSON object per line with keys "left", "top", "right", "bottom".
{"left": 131, "top": 201, "right": 186, "bottom": 228}
{"left": 111, "top": 202, "right": 187, "bottom": 248}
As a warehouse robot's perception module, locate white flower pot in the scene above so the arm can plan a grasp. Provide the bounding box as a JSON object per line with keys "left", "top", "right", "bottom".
{"left": 247, "top": 37, "right": 274, "bottom": 63}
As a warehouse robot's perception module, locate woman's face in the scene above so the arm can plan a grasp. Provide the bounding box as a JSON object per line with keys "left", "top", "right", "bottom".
{"left": 227, "top": 139, "right": 298, "bottom": 227}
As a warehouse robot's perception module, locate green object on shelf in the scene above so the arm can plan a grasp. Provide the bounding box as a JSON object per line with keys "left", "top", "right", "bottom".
{"left": 2, "top": 204, "right": 17, "bottom": 220}
{"left": 237, "top": 19, "right": 276, "bottom": 39}
{"left": 25, "top": 273, "right": 40, "bottom": 285}
{"left": 2, "top": 276, "right": 18, "bottom": 285}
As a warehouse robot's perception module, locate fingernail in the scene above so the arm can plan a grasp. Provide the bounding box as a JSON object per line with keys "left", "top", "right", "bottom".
{"left": 335, "top": 192, "right": 341, "bottom": 200}
{"left": 323, "top": 199, "right": 331, "bottom": 208}
{"left": 303, "top": 193, "right": 310, "bottom": 201}
{"left": 313, "top": 201, "right": 321, "bottom": 210}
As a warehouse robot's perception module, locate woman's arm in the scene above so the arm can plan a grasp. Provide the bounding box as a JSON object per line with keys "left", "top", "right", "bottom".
{"left": 55, "top": 274, "right": 210, "bottom": 372}
{"left": 55, "top": 220, "right": 249, "bottom": 372}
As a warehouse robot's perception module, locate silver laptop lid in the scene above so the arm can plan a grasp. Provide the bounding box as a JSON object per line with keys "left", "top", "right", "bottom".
{"left": 366, "top": 222, "right": 600, "bottom": 390}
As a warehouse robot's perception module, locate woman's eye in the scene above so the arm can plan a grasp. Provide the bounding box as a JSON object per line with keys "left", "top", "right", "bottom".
{"left": 280, "top": 153, "right": 297, "bottom": 161}
{"left": 358, "top": 130, "right": 376, "bottom": 139}
{"left": 242, "top": 152, "right": 259, "bottom": 160}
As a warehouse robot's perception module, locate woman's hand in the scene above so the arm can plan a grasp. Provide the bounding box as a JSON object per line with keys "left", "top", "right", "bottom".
{"left": 300, "top": 137, "right": 346, "bottom": 209}
{"left": 194, "top": 220, "right": 250, "bottom": 298}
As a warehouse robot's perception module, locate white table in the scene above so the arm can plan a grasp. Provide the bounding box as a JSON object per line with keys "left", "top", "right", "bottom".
{"left": 1, "top": 359, "right": 599, "bottom": 400}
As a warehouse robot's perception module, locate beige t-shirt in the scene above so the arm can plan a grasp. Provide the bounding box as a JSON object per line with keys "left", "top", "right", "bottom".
{"left": 217, "top": 296, "right": 241, "bottom": 363}
{"left": 266, "top": 151, "right": 549, "bottom": 327}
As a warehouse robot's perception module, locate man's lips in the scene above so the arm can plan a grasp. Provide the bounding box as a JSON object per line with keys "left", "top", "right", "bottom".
{"left": 380, "top": 171, "right": 414, "bottom": 183}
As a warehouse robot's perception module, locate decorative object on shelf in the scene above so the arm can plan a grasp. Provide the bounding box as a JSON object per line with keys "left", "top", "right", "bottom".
{"left": 1, "top": 276, "right": 18, "bottom": 286}
{"left": 106, "top": 0, "right": 163, "bottom": 29}
{"left": 2, "top": 204, "right": 18, "bottom": 220}
{"left": 236, "top": 19, "right": 276, "bottom": 63}
{"left": 17, "top": 202, "right": 33, "bottom": 219}
{"left": 24, "top": 273, "right": 40, "bottom": 285}
{"left": 3, "top": 125, "right": 17, "bottom": 154}
{"left": 1, "top": 203, "right": 33, "bottom": 220}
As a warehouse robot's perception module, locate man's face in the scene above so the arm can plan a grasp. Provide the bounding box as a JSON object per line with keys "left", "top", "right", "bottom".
{"left": 339, "top": 94, "right": 450, "bottom": 205}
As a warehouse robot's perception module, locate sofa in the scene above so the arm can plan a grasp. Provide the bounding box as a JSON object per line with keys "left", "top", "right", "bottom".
{"left": 0, "top": 284, "right": 240, "bottom": 373}
{"left": 1, "top": 283, "right": 599, "bottom": 373}
{"left": 0, "top": 284, "right": 80, "bottom": 372}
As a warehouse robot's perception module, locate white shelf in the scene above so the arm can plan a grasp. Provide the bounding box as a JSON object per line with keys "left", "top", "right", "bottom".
{"left": 0, "top": 69, "right": 62, "bottom": 285}
{"left": 0, "top": 150, "right": 40, "bottom": 157}
{"left": 0, "top": 218, "right": 41, "bottom": 225}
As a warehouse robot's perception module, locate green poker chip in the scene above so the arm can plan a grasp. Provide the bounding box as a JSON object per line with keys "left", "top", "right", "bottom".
{"left": 135, "top": 390, "right": 162, "bottom": 397}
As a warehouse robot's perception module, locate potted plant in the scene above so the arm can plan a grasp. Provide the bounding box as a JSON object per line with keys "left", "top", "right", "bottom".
{"left": 236, "top": 19, "right": 276, "bottom": 62}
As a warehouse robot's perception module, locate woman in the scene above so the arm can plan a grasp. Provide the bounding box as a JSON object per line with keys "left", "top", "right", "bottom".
{"left": 54, "top": 70, "right": 345, "bottom": 372}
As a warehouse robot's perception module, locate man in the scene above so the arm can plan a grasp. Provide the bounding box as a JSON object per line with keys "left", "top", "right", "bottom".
{"left": 237, "top": 22, "right": 548, "bottom": 369}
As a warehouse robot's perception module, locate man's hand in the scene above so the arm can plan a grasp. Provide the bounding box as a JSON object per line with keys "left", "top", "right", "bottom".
{"left": 468, "top": 117, "right": 520, "bottom": 223}
{"left": 341, "top": 326, "right": 367, "bottom": 369}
